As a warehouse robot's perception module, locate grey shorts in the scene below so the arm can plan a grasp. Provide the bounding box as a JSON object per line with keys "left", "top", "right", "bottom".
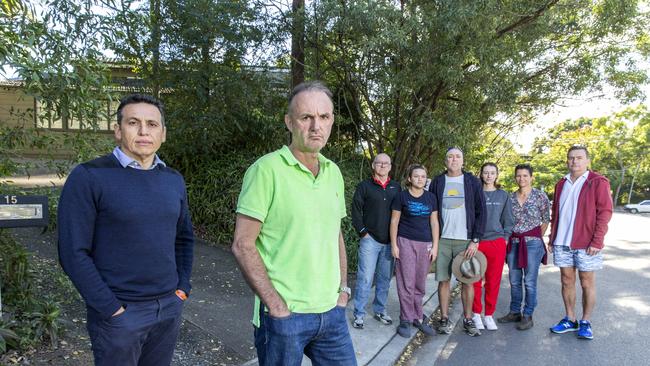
{"left": 552, "top": 245, "right": 603, "bottom": 272}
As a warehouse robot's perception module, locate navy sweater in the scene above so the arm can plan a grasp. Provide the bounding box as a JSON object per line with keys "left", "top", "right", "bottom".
{"left": 57, "top": 154, "right": 194, "bottom": 319}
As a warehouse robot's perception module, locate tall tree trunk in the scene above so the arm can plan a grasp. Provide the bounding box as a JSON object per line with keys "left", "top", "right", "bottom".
{"left": 201, "top": 41, "right": 211, "bottom": 105}
{"left": 291, "top": 0, "right": 305, "bottom": 88}
{"left": 628, "top": 161, "right": 641, "bottom": 204}
{"left": 313, "top": 3, "right": 321, "bottom": 79}
{"left": 614, "top": 167, "right": 625, "bottom": 206}
{"left": 150, "top": 0, "right": 162, "bottom": 98}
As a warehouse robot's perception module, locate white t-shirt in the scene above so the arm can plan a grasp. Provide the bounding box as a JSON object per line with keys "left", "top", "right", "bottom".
{"left": 553, "top": 171, "right": 589, "bottom": 246}
{"left": 441, "top": 174, "right": 467, "bottom": 240}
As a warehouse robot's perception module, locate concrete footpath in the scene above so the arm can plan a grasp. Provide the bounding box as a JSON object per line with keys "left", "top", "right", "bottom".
{"left": 342, "top": 275, "right": 459, "bottom": 366}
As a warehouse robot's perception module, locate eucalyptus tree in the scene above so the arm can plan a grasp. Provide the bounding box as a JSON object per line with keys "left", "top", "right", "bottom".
{"left": 530, "top": 105, "right": 650, "bottom": 203}
{"left": 1, "top": 0, "right": 117, "bottom": 176}
{"left": 298, "top": 0, "right": 649, "bottom": 178}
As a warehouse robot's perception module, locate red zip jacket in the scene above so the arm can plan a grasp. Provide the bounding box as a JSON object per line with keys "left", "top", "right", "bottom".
{"left": 549, "top": 171, "right": 613, "bottom": 250}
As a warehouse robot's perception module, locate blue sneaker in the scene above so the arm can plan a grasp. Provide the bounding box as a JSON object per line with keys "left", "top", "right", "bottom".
{"left": 550, "top": 317, "right": 579, "bottom": 334}
{"left": 577, "top": 320, "right": 594, "bottom": 340}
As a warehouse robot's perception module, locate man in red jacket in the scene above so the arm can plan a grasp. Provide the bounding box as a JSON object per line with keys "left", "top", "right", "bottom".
{"left": 548, "top": 145, "right": 612, "bottom": 340}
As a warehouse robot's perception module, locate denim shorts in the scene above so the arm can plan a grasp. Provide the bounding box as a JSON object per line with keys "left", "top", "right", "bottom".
{"left": 552, "top": 245, "right": 603, "bottom": 271}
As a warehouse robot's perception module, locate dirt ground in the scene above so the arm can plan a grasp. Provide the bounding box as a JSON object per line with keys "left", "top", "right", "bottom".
{"left": 1, "top": 228, "right": 246, "bottom": 366}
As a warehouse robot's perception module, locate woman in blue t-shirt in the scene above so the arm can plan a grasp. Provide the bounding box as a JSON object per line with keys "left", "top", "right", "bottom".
{"left": 390, "top": 164, "right": 439, "bottom": 338}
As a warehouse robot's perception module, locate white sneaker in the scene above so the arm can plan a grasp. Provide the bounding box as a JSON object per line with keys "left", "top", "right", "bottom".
{"left": 472, "top": 313, "right": 485, "bottom": 330}
{"left": 484, "top": 315, "right": 498, "bottom": 330}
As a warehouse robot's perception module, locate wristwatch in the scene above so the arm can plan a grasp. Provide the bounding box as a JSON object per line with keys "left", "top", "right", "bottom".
{"left": 471, "top": 238, "right": 479, "bottom": 244}
{"left": 339, "top": 286, "right": 352, "bottom": 297}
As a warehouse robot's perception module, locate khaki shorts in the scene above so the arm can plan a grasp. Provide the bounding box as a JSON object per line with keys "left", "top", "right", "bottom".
{"left": 436, "top": 238, "right": 470, "bottom": 281}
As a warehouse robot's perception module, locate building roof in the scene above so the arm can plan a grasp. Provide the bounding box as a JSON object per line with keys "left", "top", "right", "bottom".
{"left": 0, "top": 79, "right": 24, "bottom": 88}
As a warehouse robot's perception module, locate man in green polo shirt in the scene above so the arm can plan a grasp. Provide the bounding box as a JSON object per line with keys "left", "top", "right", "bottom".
{"left": 232, "top": 81, "right": 357, "bottom": 366}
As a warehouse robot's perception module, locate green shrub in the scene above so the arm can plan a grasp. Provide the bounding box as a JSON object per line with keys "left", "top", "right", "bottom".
{"left": 183, "top": 153, "right": 260, "bottom": 245}
{"left": 26, "top": 300, "right": 61, "bottom": 349}
{"left": 174, "top": 143, "right": 371, "bottom": 273}
{"left": 0, "top": 234, "right": 63, "bottom": 352}
{"left": 0, "top": 323, "right": 19, "bottom": 354}
{"left": 329, "top": 149, "right": 373, "bottom": 274}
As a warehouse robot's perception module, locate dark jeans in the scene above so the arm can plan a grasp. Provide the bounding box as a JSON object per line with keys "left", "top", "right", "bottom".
{"left": 86, "top": 292, "right": 184, "bottom": 366}
{"left": 254, "top": 305, "right": 357, "bottom": 366}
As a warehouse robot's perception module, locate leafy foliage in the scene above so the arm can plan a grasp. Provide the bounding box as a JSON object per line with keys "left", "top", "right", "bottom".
{"left": 2, "top": 0, "right": 116, "bottom": 126}
{"left": 529, "top": 105, "right": 650, "bottom": 202}
{"left": 0, "top": 323, "right": 19, "bottom": 354}
{"left": 0, "top": 234, "right": 64, "bottom": 352}
{"left": 2, "top": 0, "right": 650, "bottom": 275}
{"left": 1, "top": 0, "right": 118, "bottom": 178}
{"left": 294, "top": 0, "right": 650, "bottom": 178}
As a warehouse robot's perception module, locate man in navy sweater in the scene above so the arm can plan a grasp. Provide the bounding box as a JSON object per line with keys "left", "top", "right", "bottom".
{"left": 58, "top": 94, "right": 194, "bottom": 366}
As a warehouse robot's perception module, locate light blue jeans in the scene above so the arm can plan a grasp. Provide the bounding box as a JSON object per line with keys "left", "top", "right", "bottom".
{"left": 506, "top": 238, "right": 545, "bottom": 316}
{"left": 353, "top": 235, "right": 394, "bottom": 318}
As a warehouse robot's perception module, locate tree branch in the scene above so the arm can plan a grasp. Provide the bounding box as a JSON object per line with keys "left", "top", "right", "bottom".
{"left": 495, "top": 0, "right": 560, "bottom": 38}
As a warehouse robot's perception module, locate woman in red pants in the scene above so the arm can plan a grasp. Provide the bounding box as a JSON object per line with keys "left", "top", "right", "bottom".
{"left": 472, "top": 163, "right": 514, "bottom": 330}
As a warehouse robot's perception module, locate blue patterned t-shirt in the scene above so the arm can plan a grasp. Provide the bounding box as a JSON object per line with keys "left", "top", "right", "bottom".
{"left": 391, "top": 190, "right": 438, "bottom": 242}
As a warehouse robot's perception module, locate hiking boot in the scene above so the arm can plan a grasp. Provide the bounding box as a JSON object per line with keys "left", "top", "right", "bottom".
{"left": 497, "top": 312, "right": 522, "bottom": 323}
{"left": 397, "top": 320, "right": 411, "bottom": 338}
{"left": 550, "top": 317, "right": 578, "bottom": 334}
{"left": 463, "top": 318, "right": 481, "bottom": 337}
{"left": 352, "top": 316, "right": 364, "bottom": 329}
{"left": 374, "top": 312, "right": 393, "bottom": 325}
{"left": 577, "top": 320, "right": 594, "bottom": 340}
{"left": 413, "top": 320, "right": 435, "bottom": 336}
{"left": 517, "top": 315, "right": 534, "bottom": 330}
{"left": 437, "top": 317, "right": 452, "bottom": 334}
{"left": 483, "top": 315, "right": 498, "bottom": 331}
{"left": 472, "top": 313, "right": 485, "bottom": 330}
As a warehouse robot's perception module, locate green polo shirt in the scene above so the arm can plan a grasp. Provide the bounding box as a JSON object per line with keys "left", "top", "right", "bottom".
{"left": 237, "top": 145, "right": 347, "bottom": 326}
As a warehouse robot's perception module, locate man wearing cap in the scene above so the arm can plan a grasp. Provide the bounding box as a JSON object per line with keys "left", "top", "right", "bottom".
{"left": 232, "top": 81, "right": 356, "bottom": 365}
{"left": 429, "top": 147, "right": 486, "bottom": 337}
{"left": 58, "top": 94, "right": 194, "bottom": 366}
{"left": 549, "top": 145, "right": 612, "bottom": 340}
{"left": 351, "top": 153, "right": 401, "bottom": 329}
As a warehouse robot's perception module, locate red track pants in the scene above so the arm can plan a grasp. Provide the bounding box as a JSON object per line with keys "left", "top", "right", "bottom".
{"left": 472, "top": 237, "right": 507, "bottom": 316}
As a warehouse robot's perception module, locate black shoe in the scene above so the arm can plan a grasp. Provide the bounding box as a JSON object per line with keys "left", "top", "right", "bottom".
{"left": 463, "top": 318, "right": 481, "bottom": 337}
{"left": 397, "top": 320, "right": 411, "bottom": 338}
{"left": 497, "top": 312, "right": 522, "bottom": 323}
{"left": 517, "top": 316, "right": 534, "bottom": 330}
{"left": 413, "top": 320, "right": 435, "bottom": 336}
{"left": 437, "top": 317, "right": 452, "bottom": 334}
{"left": 374, "top": 312, "right": 393, "bottom": 325}
{"left": 352, "top": 316, "right": 364, "bottom": 329}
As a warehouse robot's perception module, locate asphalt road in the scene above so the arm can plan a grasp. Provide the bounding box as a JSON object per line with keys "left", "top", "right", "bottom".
{"left": 407, "top": 212, "right": 650, "bottom": 366}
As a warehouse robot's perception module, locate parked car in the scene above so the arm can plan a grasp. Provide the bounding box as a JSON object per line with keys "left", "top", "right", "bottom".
{"left": 624, "top": 200, "right": 650, "bottom": 214}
